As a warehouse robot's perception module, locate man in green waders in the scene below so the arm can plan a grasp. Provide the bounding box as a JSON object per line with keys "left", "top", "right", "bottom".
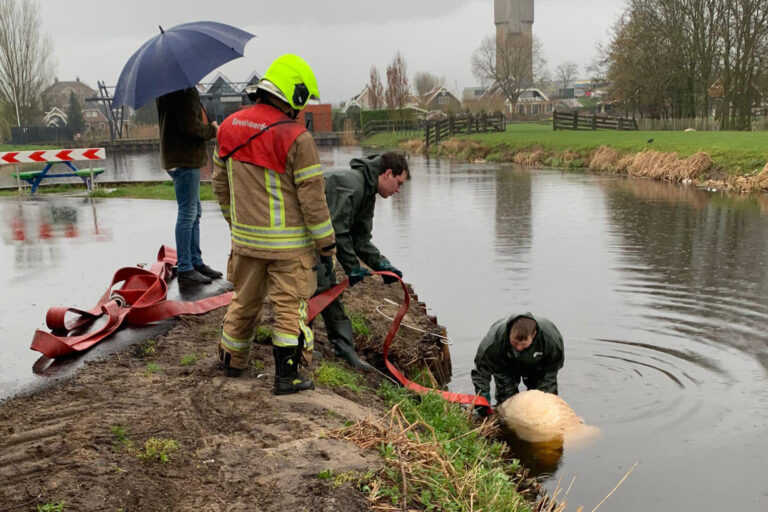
{"left": 315, "top": 152, "right": 410, "bottom": 370}
{"left": 471, "top": 313, "right": 564, "bottom": 416}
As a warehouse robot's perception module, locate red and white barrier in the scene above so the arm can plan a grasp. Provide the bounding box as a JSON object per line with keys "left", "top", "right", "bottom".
{"left": 0, "top": 148, "right": 105, "bottom": 165}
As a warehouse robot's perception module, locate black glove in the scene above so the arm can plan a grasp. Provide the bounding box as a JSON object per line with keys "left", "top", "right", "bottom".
{"left": 473, "top": 392, "right": 492, "bottom": 418}
{"left": 347, "top": 266, "right": 371, "bottom": 287}
{"left": 375, "top": 258, "right": 402, "bottom": 284}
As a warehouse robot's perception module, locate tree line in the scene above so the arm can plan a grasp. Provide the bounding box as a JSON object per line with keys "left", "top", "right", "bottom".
{"left": 365, "top": 51, "right": 445, "bottom": 110}
{"left": 600, "top": 0, "right": 768, "bottom": 129}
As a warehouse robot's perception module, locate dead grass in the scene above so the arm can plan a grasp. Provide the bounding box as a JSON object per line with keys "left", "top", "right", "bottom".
{"left": 513, "top": 149, "right": 547, "bottom": 166}
{"left": 725, "top": 165, "right": 768, "bottom": 192}
{"left": 623, "top": 150, "right": 713, "bottom": 182}
{"left": 589, "top": 146, "right": 625, "bottom": 172}
{"left": 400, "top": 139, "right": 425, "bottom": 153}
{"left": 341, "top": 119, "right": 358, "bottom": 146}
{"left": 328, "top": 404, "right": 566, "bottom": 512}
{"left": 125, "top": 124, "right": 159, "bottom": 139}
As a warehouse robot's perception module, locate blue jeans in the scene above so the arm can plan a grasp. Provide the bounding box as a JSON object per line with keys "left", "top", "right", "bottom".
{"left": 167, "top": 167, "right": 203, "bottom": 272}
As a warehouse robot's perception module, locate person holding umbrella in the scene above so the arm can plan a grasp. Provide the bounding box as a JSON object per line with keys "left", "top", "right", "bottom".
{"left": 157, "top": 88, "right": 221, "bottom": 284}
{"left": 111, "top": 21, "right": 256, "bottom": 283}
{"left": 211, "top": 54, "right": 335, "bottom": 395}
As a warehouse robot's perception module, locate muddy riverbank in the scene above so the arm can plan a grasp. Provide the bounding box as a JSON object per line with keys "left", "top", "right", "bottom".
{"left": 0, "top": 271, "right": 545, "bottom": 511}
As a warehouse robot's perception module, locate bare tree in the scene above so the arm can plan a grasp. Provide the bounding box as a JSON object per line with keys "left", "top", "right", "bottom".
{"left": 471, "top": 33, "right": 544, "bottom": 111}
{"left": 413, "top": 71, "right": 443, "bottom": 105}
{"left": 368, "top": 66, "right": 384, "bottom": 110}
{"left": 555, "top": 61, "right": 579, "bottom": 90}
{"left": 385, "top": 52, "right": 409, "bottom": 109}
{"left": 0, "top": 0, "right": 55, "bottom": 131}
{"left": 602, "top": 0, "right": 767, "bottom": 127}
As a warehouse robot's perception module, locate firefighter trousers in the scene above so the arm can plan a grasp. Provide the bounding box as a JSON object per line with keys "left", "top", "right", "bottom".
{"left": 219, "top": 251, "right": 317, "bottom": 370}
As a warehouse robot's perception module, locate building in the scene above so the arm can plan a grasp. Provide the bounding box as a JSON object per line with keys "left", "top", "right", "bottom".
{"left": 510, "top": 88, "right": 555, "bottom": 116}
{"left": 200, "top": 72, "right": 247, "bottom": 123}
{"left": 424, "top": 87, "right": 462, "bottom": 112}
{"left": 342, "top": 85, "right": 378, "bottom": 113}
{"left": 495, "top": 0, "right": 535, "bottom": 84}
{"left": 43, "top": 107, "right": 67, "bottom": 127}
{"left": 42, "top": 77, "right": 97, "bottom": 112}
{"left": 462, "top": 86, "right": 489, "bottom": 102}
{"left": 296, "top": 104, "right": 332, "bottom": 133}
{"left": 82, "top": 108, "right": 110, "bottom": 133}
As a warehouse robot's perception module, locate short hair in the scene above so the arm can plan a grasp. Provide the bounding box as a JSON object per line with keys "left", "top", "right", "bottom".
{"left": 510, "top": 317, "right": 537, "bottom": 341}
{"left": 380, "top": 151, "right": 410, "bottom": 180}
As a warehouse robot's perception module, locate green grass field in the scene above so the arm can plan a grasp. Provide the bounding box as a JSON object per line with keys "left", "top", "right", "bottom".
{"left": 0, "top": 181, "right": 216, "bottom": 200}
{"left": 365, "top": 122, "right": 768, "bottom": 174}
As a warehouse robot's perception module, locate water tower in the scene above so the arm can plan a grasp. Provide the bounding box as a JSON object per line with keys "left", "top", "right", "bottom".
{"left": 494, "top": 0, "right": 535, "bottom": 84}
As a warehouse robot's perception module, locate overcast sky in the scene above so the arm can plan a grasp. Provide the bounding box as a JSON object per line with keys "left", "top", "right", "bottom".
{"left": 40, "top": 0, "right": 626, "bottom": 105}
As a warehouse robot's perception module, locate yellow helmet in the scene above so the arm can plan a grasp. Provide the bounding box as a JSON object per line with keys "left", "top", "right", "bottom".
{"left": 256, "top": 54, "right": 320, "bottom": 110}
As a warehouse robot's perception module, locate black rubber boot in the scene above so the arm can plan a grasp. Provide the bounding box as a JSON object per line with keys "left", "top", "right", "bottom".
{"left": 326, "top": 318, "right": 372, "bottom": 372}
{"left": 273, "top": 343, "right": 315, "bottom": 395}
{"left": 218, "top": 347, "right": 244, "bottom": 378}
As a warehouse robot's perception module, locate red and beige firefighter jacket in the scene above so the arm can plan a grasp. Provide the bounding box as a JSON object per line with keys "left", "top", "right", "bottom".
{"left": 212, "top": 103, "right": 334, "bottom": 260}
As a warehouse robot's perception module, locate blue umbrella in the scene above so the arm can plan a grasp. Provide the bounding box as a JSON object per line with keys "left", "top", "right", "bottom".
{"left": 112, "top": 21, "right": 256, "bottom": 109}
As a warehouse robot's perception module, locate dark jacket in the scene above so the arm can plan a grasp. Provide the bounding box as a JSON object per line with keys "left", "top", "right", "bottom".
{"left": 157, "top": 88, "right": 217, "bottom": 170}
{"left": 323, "top": 155, "right": 386, "bottom": 273}
{"left": 471, "top": 312, "right": 564, "bottom": 404}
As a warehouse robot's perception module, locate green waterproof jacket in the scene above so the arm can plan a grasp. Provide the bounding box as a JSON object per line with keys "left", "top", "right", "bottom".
{"left": 323, "top": 155, "right": 387, "bottom": 273}
{"left": 471, "top": 313, "right": 564, "bottom": 404}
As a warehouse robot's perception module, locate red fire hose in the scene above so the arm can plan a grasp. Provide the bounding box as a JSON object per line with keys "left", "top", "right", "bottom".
{"left": 31, "top": 247, "right": 491, "bottom": 412}
{"left": 30, "top": 246, "right": 233, "bottom": 359}
{"left": 308, "top": 272, "right": 492, "bottom": 412}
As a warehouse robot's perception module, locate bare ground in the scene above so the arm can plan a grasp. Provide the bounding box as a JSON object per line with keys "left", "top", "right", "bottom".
{"left": 0, "top": 275, "right": 450, "bottom": 511}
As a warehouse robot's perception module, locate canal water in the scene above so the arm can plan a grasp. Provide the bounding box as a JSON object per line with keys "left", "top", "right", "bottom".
{"left": 1, "top": 147, "right": 767, "bottom": 510}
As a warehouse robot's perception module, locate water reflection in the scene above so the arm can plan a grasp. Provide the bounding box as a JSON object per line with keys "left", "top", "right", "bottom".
{"left": 3, "top": 197, "right": 112, "bottom": 270}
{"left": 494, "top": 168, "right": 532, "bottom": 272}
{"left": 500, "top": 427, "right": 564, "bottom": 478}
{"left": 602, "top": 178, "right": 768, "bottom": 359}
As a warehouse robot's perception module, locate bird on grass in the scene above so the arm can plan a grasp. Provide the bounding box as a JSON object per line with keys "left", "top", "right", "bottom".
{"left": 647, "top": 138, "right": 654, "bottom": 143}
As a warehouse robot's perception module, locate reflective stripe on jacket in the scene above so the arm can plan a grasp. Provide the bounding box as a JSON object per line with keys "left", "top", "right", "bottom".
{"left": 212, "top": 105, "right": 334, "bottom": 260}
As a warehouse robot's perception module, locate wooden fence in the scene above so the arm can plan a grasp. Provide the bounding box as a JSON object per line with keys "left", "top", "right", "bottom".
{"left": 553, "top": 111, "right": 638, "bottom": 131}
{"left": 635, "top": 116, "right": 768, "bottom": 131}
{"left": 361, "top": 119, "right": 424, "bottom": 139}
{"left": 424, "top": 112, "right": 506, "bottom": 147}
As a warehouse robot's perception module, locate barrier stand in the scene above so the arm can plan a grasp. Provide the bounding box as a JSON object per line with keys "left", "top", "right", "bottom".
{"left": 89, "top": 160, "right": 96, "bottom": 191}
{"left": 15, "top": 163, "right": 22, "bottom": 194}
{"left": 0, "top": 148, "right": 107, "bottom": 194}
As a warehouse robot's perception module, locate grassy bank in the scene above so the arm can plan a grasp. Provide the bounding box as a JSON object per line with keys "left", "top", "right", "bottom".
{"left": 0, "top": 144, "right": 56, "bottom": 151}
{"left": 365, "top": 122, "right": 767, "bottom": 175}
{"left": 319, "top": 362, "right": 545, "bottom": 511}
{"left": 0, "top": 181, "right": 216, "bottom": 200}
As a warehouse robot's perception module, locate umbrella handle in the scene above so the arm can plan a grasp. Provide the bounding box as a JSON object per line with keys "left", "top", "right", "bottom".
{"left": 200, "top": 101, "right": 212, "bottom": 124}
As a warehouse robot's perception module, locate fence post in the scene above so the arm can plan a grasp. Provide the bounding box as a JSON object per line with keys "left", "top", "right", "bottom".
{"left": 553, "top": 111, "right": 557, "bottom": 130}
{"left": 618, "top": 117, "right": 623, "bottom": 131}
{"left": 592, "top": 115, "right": 597, "bottom": 130}
{"left": 573, "top": 112, "right": 578, "bottom": 130}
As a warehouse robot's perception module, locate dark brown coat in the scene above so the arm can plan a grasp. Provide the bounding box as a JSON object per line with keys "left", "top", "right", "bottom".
{"left": 157, "top": 88, "right": 217, "bottom": 170}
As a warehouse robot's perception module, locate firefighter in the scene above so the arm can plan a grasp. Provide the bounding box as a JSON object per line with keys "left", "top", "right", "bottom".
{"left": 471, "top": 313, "right": 564, "bottom": 415}
{"left": 212, "top": 54, "right": 335, "bottom": 395}
{"left": 315, "top": 152, "right": 410, "bottom": 370}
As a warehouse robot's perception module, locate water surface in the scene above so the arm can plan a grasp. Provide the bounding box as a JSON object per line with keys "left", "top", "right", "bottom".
{"left": 1, "top": 147, "right": 767, "bottom": 510}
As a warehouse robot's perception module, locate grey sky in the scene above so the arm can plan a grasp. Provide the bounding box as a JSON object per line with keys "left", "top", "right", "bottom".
{"left": 40, "top": 0, "right": 626, "bottom": 105}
